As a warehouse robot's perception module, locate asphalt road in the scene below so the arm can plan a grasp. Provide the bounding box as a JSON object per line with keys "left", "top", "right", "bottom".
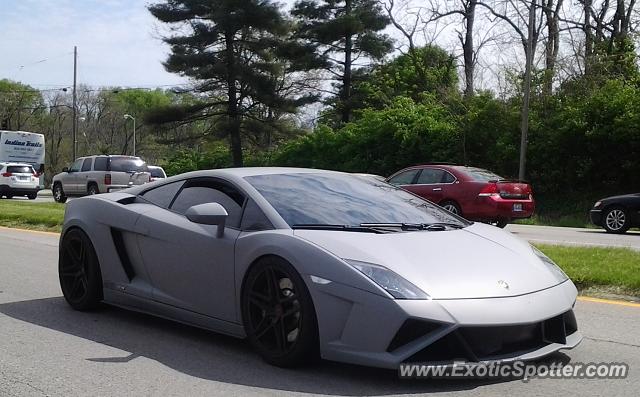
{"left": 0, "top": 227, "right": 638, "bottom": 396}
{"left": 506, "top": 224, "right": 640, "bottom": 251}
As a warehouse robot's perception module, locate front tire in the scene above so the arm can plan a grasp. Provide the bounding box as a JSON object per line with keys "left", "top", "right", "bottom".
{"left": 603, "top": 207, "right": 630, "bottom": 234}
{"left": 53, "top": 183, "right": 67, "bottom": 203}
{"left": 242, "top": 257, "right": 319, "bottom": 367}
{"left": 59, "top": 228, "right": 103, "bottom": 310}
{"left": 28, "top": 193, "right": 37, "bottom": 200}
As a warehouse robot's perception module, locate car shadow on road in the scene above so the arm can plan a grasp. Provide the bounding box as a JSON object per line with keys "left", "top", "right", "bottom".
{"left": 0, "top": 296, "right": 568, "bottom": 395}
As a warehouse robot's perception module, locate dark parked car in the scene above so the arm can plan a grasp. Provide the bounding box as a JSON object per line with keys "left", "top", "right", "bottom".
{"left": 387, "top": 164, "right": 535, "bottom": 227}
{"left": 590, "top": 193, "right": 640, "bottom": 233}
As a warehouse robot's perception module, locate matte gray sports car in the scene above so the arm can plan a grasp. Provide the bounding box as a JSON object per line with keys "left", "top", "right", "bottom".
{"left": 59, "top": 168, "right": 582, "bottom": 368}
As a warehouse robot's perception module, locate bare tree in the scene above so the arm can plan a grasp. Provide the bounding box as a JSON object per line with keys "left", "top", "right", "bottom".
{"left": 475, "top": 0, "right": 545, "bottom": 179}
{"left": 542, "top": 0, "right": 564, "bottom": 95}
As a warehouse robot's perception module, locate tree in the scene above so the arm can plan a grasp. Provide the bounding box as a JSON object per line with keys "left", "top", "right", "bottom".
{"left": 542, "top": 0, "right": 563, "bottom": 96}
{"left": 350, "top": 45, "right": 458, "bottom": 110}
{"left": 149, "top": 0, "right": 320, "bottom": 166}
{"left": 292, "top": 0, "right": 393, "bottom": 124}
{"left": 0, "top": 79, "right": 44, "bottom": 130}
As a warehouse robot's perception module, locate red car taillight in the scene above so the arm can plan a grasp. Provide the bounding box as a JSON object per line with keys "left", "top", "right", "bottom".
{"left": 104, "top": 173, "right": 112, "bottom": 185}
{"left": 1, "top": 172, "right": 12, "bottom": 177}
{"left": 478, "top": 183, "right": 499, "bottom": 197}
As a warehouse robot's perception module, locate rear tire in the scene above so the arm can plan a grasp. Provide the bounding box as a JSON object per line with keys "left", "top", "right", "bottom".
{"left": 495, "top": 219, "right": 509, "bottom": 228}
{"left": 6, "top": 194, "right": 13, "bottom": 199}
{"left": 440, "top": 200, "right": 462, "bottom": 216}
{"left": 53, "top": 183, "right": 67, "bottom": 203}
{"left": 242, "top": 256, "right": 319, "bottom": 367}
{"left": 59, "top": 228, "right": 103, "bottom": 311}
{"left": 87, "top": 183, "right": 99, "bottom": 195}
{"left": 603, "top": 207, "right": 630, "bottom": 234}
{"left": 27, "top": 194, "right": 37, "bottom": 200}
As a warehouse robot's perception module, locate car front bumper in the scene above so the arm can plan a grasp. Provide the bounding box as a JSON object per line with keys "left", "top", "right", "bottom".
{"left": 589, "top": 209, "right": 603, "bottom": 226}
{"left": 312, "top": 278, "right": 581, "bottom": 369}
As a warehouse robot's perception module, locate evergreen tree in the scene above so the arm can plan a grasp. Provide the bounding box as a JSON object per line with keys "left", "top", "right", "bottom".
{"left": 292, "top": 0, "right": 393, "bottom": 124}
{"left": 149, "top": 0, "right": 320, "bottom": 166}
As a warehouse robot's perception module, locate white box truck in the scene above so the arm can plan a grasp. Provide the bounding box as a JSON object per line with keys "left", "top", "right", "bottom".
{"left": 0, "top": 130, "right": 46, "bottom": 188}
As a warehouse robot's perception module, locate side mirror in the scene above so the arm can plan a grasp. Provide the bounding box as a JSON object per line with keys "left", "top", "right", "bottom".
{"left": 185, "top": 202, "right": 228, "bottom": 237}
{"left": 62, "top": 167, "right": 69, "bottom": 173}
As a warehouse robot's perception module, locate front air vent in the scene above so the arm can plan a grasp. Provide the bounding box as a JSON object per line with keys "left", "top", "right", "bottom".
{"left": 110, "top": 228, "right": 136, "bottom": 281}
{"left": 387, "top": 319, "right": 443, "bottom": 352}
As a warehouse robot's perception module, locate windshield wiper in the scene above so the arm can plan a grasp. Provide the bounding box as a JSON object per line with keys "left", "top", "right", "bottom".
{"left": 359, "top": 222, "right": 424, "bottom": 231}
{"left": 423, "top": 222, "right": 467, "bottom": 229}
{"left": 360, "top": 222, "right": 466, "bottom": 231}
{"left": 292, "top": 224, "right": 388, "bottom": 234}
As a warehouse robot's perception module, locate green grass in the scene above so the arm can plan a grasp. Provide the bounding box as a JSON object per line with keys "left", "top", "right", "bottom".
{"left": 0, "top": 200, "right": 65, "bottom": 232}
{"left": 536, "top": 244, "right": 640, "bottom": 296}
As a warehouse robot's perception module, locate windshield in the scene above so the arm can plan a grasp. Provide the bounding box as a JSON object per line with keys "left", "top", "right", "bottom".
{"left": 246, "top": 173, "right": 470, "bottom": 228}
{"left": 458, "top": 167, "right": 503, "bottom": 182}
{"left": 109, "top": 157, "right": 148, "bottom": 172}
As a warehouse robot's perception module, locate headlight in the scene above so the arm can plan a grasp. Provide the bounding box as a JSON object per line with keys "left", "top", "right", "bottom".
{"left": 532, "top": 246, "right": 568, "bottom": 282}
{"left": 594, "top": 201, "right": 602, "bottom": 208}
{"left": 344, "top": 259, "right": 430, "bottom": 300}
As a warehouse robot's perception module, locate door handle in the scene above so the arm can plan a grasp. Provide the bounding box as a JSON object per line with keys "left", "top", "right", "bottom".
{"left": 432, "top": 188, "right": 442, "bottom": 191}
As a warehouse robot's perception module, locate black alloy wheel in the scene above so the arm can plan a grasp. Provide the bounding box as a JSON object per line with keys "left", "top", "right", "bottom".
{"left": 59, "top": 229, "right": 103, "bottom": 310}
{"left": 242, "top": 257, "right": 318, "bottom": 367}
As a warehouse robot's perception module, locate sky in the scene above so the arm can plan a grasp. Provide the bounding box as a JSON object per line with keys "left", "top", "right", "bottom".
{"left": 0, "top": 0, "right": 189, "bottom": 90}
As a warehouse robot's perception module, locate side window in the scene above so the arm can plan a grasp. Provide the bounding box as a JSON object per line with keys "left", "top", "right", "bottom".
{"left": 442, "top": 171, "right": 456, "bottom": 183}
{"left": 416, "top": 169, "right": 445, "bottom": 184}
{"left": 241, "top": 199, "right": 273, "bottom": 231}
{"left": 141, "top": 181, "right": 184, "bottom": 209}
{"left": 388, "top": 169, "right": 419, "bottom": 185}
{"left": 94, "top": 157, "right": 108, "bottom": 171}
{"left": 70, "top": 159, "right": 83, "bottom": 172}
{"left": 170, "top": 179, "right": 245, "bottom": 228}
{"left": 81, "top": 158, "right": 93, "bottom": 172}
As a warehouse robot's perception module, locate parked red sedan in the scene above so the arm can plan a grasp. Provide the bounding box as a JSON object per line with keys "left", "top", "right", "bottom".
{"left": 387, "top": 164, "right": 535, "bottom": 227}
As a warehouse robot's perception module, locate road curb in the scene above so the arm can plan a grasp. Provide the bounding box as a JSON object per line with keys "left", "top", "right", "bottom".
{"left": 0, "top": 225, "right": 60, "bottom": 237}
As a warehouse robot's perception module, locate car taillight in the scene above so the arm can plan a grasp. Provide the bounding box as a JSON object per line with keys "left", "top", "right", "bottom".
{"left": 478, "top": 183, "right": 499, "bottom": 197}
{"left": 104, "top": 173, "right": 112, "bottom": 185}
{"left": 1, "top": 172, "right": 12, "bottom": 177}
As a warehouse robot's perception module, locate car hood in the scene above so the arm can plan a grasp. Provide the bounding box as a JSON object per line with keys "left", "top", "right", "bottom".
{"left": 294, "top": 222, "right": 564, "bottom": 300}
{"left": 603, "top": 193, "right": 640, "bottom": 201}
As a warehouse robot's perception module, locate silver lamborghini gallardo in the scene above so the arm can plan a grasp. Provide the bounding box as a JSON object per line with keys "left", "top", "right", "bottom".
{"left": 59, "top": 168, "right": 582, "bottom": 368}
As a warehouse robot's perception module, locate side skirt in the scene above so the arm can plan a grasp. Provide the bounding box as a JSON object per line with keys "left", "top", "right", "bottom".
{"left": 103, "top": 288, "right": 246, "bottom": 339}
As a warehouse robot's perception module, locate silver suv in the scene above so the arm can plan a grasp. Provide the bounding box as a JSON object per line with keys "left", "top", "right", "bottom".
{"left": 52, "top": 155, "right": 151, "bottom": 203}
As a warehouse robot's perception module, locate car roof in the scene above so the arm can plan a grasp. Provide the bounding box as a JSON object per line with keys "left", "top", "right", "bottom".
{"left": 0, "top": 162, "right": 34, "bottom": 167}
{"left": 169, "top": 167, "right": 343, "bottom": 181}
{"left": 125, "top": 167, "right": 346, "bottom": 195}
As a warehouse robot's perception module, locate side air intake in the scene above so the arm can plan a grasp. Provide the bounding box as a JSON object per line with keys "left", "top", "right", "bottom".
{"left": 110, "top": 228, "right": 136, "bottom": 281}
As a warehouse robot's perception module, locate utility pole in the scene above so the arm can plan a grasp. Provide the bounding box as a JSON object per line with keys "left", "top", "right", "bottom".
{"left": 72, "top": 46, "right": 78, "bottom": 160}
{"left": 519, "top": 0, "right": 536, "bottom": 181}
{"left": 124, "top": 114, "right": 136, "bottom": 156}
